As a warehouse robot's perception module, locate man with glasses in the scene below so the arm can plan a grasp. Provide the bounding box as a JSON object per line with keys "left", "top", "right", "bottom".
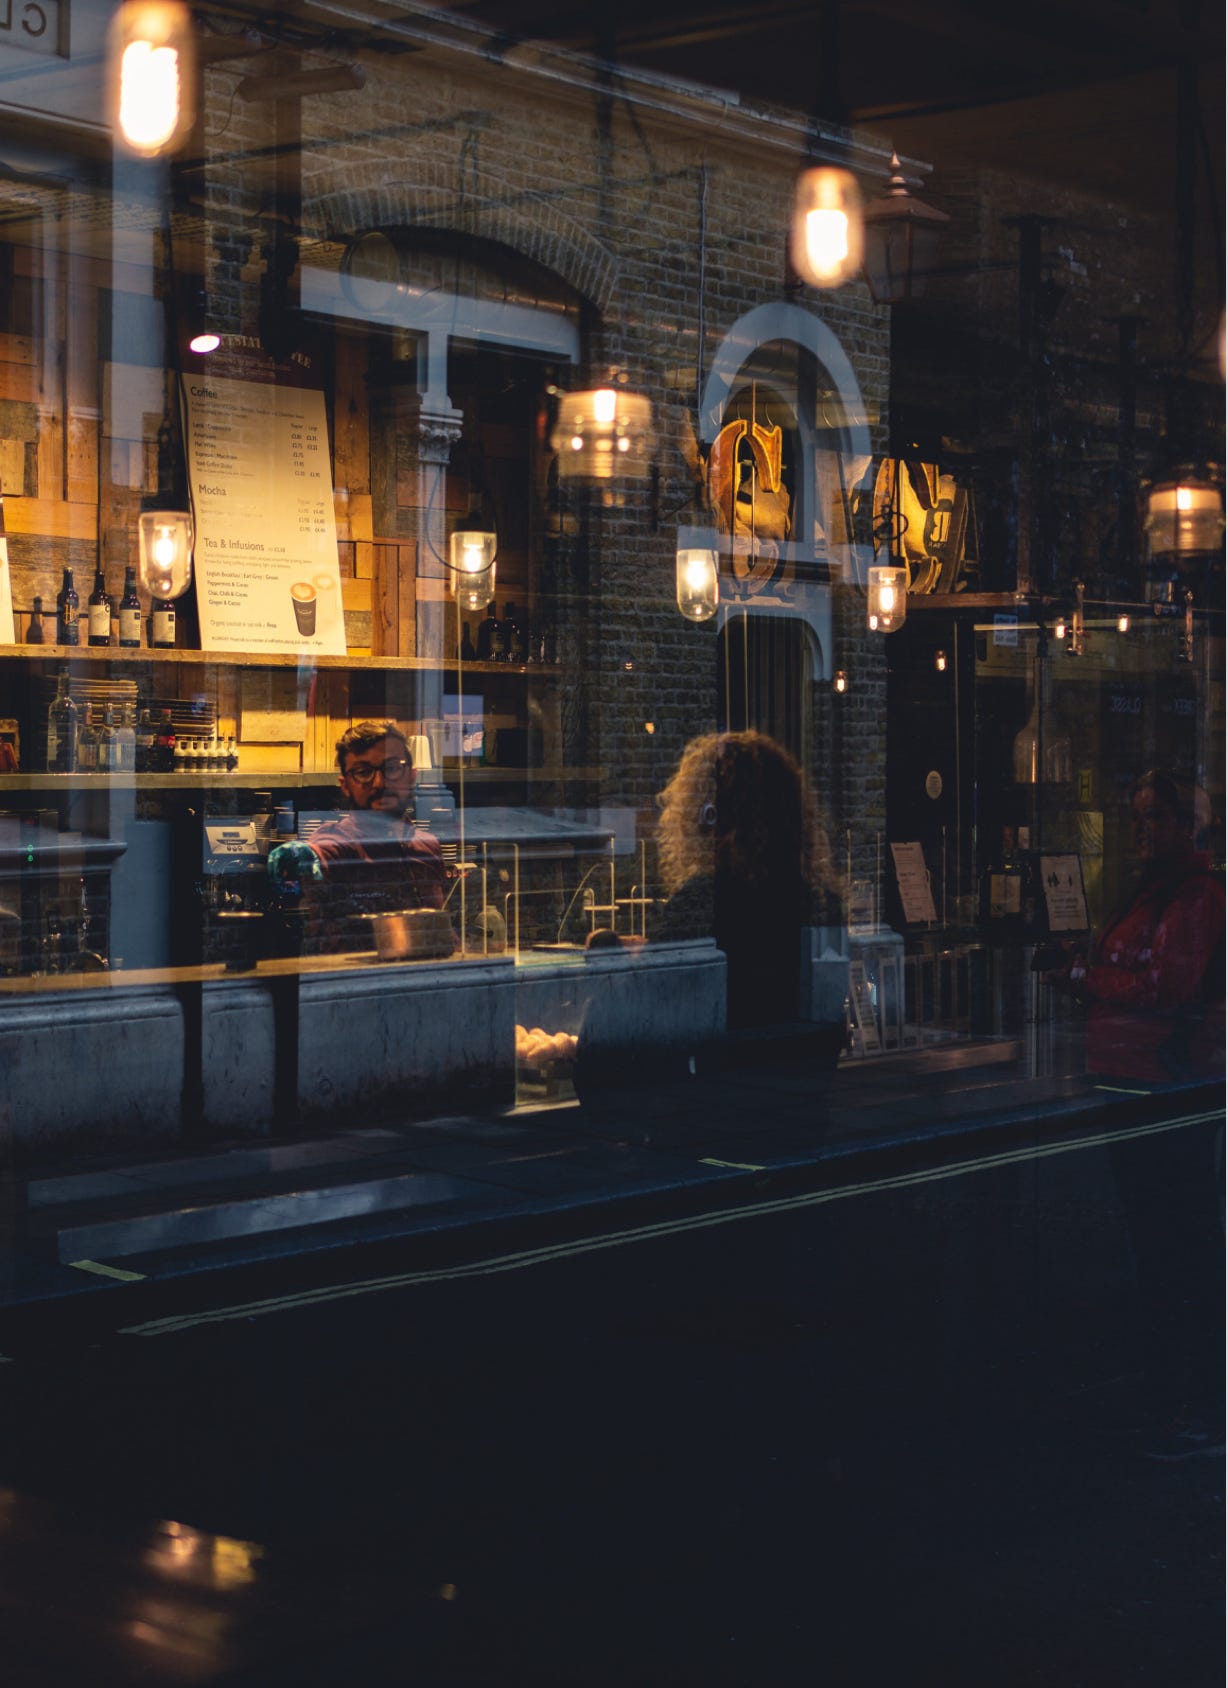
{"left": 270, "top": 720, "right": 451, "bottom": 952}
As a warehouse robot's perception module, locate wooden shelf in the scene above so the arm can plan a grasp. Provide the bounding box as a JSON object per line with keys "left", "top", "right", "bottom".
{"left": 1, "top": 643, "right": 562, "bottom": 676}
{"left": 0, "top": 766, "right": 603, "bottom": 791}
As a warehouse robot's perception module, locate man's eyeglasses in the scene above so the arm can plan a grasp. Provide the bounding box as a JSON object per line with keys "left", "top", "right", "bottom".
{"left": 344, "top": 756, "right": 412, "bottom": 785}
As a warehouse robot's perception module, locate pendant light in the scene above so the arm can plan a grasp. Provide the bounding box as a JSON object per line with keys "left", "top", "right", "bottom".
{"left": 675, "top": 526, "right": 719, "bottom": 622}
{"left": 110, "top": 1, "right": 196, "bottom": 158}
{"left": 866, "top": 564, "right": 907, "bottom": 632}
{"left": 1143, "top": 468, "right": 1225, "bottom": 557}
{"left": 138, "top": 415, "right": 193, "bottom": 599}
{"left": 551, "top": 385, "right": 653, "bottom": 480}
{"left": 791, "top": 167, "right": 864, "bottom": 290}
{"left": 448, "top": 522, "right": 498, "bottom": 615}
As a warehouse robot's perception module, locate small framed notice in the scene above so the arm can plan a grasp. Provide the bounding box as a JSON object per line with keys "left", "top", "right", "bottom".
{"left": 890, "top": 841, "right": 938, "bottom": 925}
{"left": 1039, "top": 854, "right": 1089, "bottom": 933}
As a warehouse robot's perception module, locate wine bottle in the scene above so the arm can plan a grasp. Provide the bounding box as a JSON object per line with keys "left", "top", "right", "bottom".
{"left": 501, "top": 602, "right": 523, "bottom": 663}
{"left": 156, "top": 711, "right": 177, "bottom": 773}
{"left": 118, "top": 566, "right": 142, "bottom": 647}
{"left": 56, "top": 568, "right": 79, "bottom": 646}
{"left": 27, "top": 596, "right": 45, "bottom": 645}
{"left": 460, "top": 622, "right": 477, "bottom": 663}
{"left": 489, "top": 605, "right": 509, "bottom": 662}
{"left": 135, "top": 709, "right": 156, "bottom": 774}
{"left": 87, "top": 567, "right": 112, "bottom": 646}
{"left": 150, "top": 598, "right": 176, "bottom": 649}
{"left": 47, "top": 668, "right": 78, "bottom": 773}
{"left": 476, "top": 601, "right": 498, "bottom": 662}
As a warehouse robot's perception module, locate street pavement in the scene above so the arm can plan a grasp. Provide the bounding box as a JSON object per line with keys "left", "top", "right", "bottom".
{"left": 0, "top": 1112, "right": 1223, "bottom": 1686}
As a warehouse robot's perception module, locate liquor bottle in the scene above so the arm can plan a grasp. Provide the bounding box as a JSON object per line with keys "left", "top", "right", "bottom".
{"left": 172, "top": 732, "right": 188, "bottom": 775}
{"left": 56, "top": 568, "right": 80, "bottom": 646}
{"left": 97, "top": 704, "right": 118, "bottom": 773}
{"left": 150, "top": 598, "right": 176, "bottom": 649}
{"left": 158, "top": 712, "right": 177, "bottom": 773}
{"left": 47, "top": 668, "right": 78, "bottom": 773}
{"left": 77, "top": 704, "right": 98, "bottom": 773}
{"left": 224, "top": 735, "right": 238, "bottom": 773}
{"left": 118, "top": 566, "right": 142, "bottom": 647}
{"left": 87, "top": 567, "right": 112, "bottom": 646}
{"left": 27, "top": 596, "right": 45, "bottom": 645}
{"left": 502, "top": 602, "right": 524, "bottom": 663}
{"left": 476, "top": 601, "right": 499, "bottom": 662}
{"left": 135, "top": 708, "right": 156, "bottom": 774}
{"left": 460, "top": 622, "right": 477, "bottom": 663}
{"left": 116, "top": 704, "right": 137, "bottom": 773}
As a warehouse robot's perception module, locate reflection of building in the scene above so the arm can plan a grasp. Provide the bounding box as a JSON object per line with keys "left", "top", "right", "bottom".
{"left": 0, "top": 4, "right": 1222, "bottom": 1201}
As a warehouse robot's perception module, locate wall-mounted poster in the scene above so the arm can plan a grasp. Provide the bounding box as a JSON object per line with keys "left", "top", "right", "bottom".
{"left": 183, "top": 377, "right": 346, "bottom": 654}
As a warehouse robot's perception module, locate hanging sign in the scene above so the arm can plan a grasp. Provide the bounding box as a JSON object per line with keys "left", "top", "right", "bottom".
{"left": 183, "top": 376, "right": 345, "bottom": 654}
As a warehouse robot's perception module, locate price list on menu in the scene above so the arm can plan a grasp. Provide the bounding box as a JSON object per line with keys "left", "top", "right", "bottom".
{"left": 183, "top": 377, "right": 346, "bottom": 654}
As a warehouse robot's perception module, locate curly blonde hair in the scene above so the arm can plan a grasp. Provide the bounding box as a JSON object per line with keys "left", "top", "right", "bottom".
{"left": 657, "top": 730, "right": 841, "bottom": 900}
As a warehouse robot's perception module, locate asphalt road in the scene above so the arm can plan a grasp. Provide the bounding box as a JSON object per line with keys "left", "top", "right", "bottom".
{"left": 0, "top": 1115, "right": 1223, "bottom": 1686}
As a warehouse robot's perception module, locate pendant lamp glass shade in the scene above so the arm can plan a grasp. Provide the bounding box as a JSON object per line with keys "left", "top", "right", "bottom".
{"left": 675, "top": 527, "right": 719, "bottom": 622}
{"left": 1144, "top": 475, "right": 1225, "bottom": 556}
{"left": 791, "top": 167, "right": 864, "bottom": 289}
{"left": 110, "top": 1, "right": 196, "bottom": 157}
{"left": 866, "top": 564, "right": 907, "bottom": 632}
{"left": 138, "top": 510, "right": 193, "bottom": 598}
{"left": 551, "top": 388, "right": 653, "bottom": 479}
{"left": 449, "top": 528, "right": 498, "bottom": 614}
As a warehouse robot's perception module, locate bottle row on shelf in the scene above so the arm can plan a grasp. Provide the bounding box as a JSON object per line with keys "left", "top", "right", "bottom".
{"left": 45, "top": 670, "right": 236, "bottom": 775}
{"left": 28, "top": 568, "right": 178, "bottom": 650}
{"left": 460, "top": 602, "right": 558, "bottom": 666}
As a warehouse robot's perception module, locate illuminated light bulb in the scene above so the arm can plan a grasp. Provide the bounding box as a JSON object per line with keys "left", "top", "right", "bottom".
{"left": 935, "top": 650, "right": 947, "bottom": 672}
{"left": 1145, "top": 477, "right": 1225, "bottom": 555}
{"left": 552, "top": 388, "right": 652, "bottom": 479}
{"left": 867, "top": 565, "right": 907, "bottom": 632}
{"left": 449, "top": 528, "right": 497, "bottom": 615}
{"left": 1053, "top": 616, "right": 1067, "bottom": 641}
{"left": 791, "top": 166, "right": 864, "bottom": 289}
{"left": 188, "top": 330, "right": 220, "bottom": 355}
{"left": 138, "top": 509, "right": 193, "bottom": 598}
{"left": 110, "top": 1, "right": 195, "bottom": 158}
{"left": 675, "top": 533, "right": 719, "bottom": 622}
{"left": 1117, "top": 613, "right": 1130, "bottom": 634}
{"left": 833, "top": 669, "right": 848, "bottom": 694}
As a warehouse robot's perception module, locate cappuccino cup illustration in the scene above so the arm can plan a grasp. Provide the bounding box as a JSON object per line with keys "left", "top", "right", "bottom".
{"left": 290, "top": 581, "right": 317, "bottom": 635}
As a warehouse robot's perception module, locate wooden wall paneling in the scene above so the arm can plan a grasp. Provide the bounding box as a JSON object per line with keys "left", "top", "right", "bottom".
{"left": 399, "top": 542, "right": 418, "bottom": 659}
{"left": 369, "top": 540, "right": 396, "bottom": 657}
{"left": 332, "top": 332, "right": 370, "bottom": 498}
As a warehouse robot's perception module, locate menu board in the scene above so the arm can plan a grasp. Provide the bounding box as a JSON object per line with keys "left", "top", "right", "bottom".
{"left": 183, "top": 377, "right": 345, "bottom": 654}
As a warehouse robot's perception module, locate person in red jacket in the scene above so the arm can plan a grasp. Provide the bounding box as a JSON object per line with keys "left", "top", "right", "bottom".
{"left": 1070, "top": 770, "right": 1224, "bottom": 1085}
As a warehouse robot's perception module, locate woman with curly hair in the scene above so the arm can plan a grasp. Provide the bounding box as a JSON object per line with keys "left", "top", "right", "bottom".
{"left": 655, "top": 730, "right": 844, "bottom": 1034}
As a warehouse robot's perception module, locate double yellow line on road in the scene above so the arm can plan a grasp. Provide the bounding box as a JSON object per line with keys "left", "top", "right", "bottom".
{"left": 121, "top": 1110, "right": 1220, "bottom": 1338}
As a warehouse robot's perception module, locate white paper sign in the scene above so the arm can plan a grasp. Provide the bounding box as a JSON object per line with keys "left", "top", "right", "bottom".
{"left": 184, "top": 377, "right": 345, "bottom": 654}
{"left": 1039, "top": 853, "right": 1089, "bottom": 932}
{"left": 890, "top": 841, "right": 938, "bottom": 925}
{"left": 0, "top": 522, "right": 15, "bottom": 645}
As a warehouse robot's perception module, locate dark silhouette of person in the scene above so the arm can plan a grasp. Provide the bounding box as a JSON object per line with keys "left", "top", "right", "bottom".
{"left": 654, "top": 729, "right": 845, "bottom": 1048}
